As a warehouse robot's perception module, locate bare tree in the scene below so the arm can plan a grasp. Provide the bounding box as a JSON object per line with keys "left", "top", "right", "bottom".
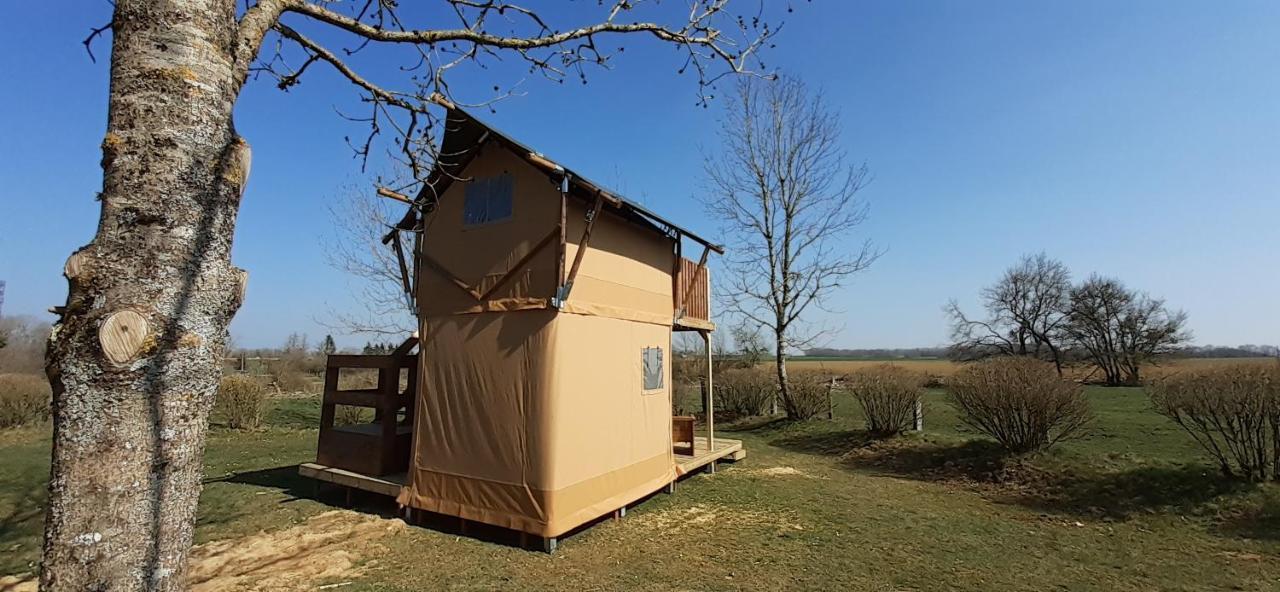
{"left": 45, "top": 2, "right": 778, "bottom": 588}
{"left": 703, "top": 75, "right": 879, "bottom": 420}
{"left": 321, "top": 181, "right": 417, "bottom": 336}
{"left": 1066, "top": 275, "right": 1190, "bottom": 385}
{"left": 946, "top": 253, "right": 1071, "bottom": 374}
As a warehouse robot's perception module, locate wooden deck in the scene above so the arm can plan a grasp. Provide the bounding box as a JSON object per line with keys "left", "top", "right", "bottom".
{"left": 675, "top": 437, "right": 746, "bottom": 476}
{"left": 301, "top": 437, "right": 746, "bottom": 498}
{"left": 299, "top": 462, "right": 405, "bottom": 497}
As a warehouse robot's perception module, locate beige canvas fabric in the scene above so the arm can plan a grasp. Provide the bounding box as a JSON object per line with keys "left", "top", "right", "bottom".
{"left": 397, "top": 141, "right": 683, "bottom": 536}
{"left": 397, "top": 311, "right": 675, "bottom": 536}
{"left": 418, "top": 145, "right": 559, "bottom": 318}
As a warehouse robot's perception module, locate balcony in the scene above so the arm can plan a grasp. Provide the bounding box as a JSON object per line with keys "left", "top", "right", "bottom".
{"left": 674, "top": 256, "right": 714, "bottom": 331}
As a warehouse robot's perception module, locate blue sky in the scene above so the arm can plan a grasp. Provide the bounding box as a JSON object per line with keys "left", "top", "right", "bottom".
{"left": 2, "top": 1, "right": 1278, "bottom": 349}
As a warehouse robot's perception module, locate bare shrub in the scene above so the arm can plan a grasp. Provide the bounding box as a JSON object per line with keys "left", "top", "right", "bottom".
{"left": 0, "top": 316, "right": 51, "bottom": 374}
{"left": 269, "top": 367, "right": 317, "bottom": 395}
{"left": 787, "top": 370, "right": 836, "bottom": 420}
{"left": 672, "top": 381, "right": 701, "bottom": 416}
{"left": 715, "top": 367, "right": 775, "bottom": 417}
{"left": 215, "top": 375, "right": 270, "bottom": 430}
{"left": 1148, "top": 363, "right": 1280, "bottom": 481}
{"left": 672, "top": 354, "right": 703, "bottom": 387}
{"left": 337, "top": 369, "right": 379, "bottom": 391}
{"left": 335, "top": 405, "right": 370, "bottom": 426}
{"left": 922, "top": 373, "right": 946, "bottom": 389}
{"left": 0, "top": 374, "right": 52, "bottom": 428}
{"left": 847, "top": 365, "right": 923, "bottom": 437}
{"left": 947, "top": 357, "right": 1092, "bottom": 454}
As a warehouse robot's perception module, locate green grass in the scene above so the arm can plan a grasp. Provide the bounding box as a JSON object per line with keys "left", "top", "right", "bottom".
{"left": 3, "top": 388, "right": 1280, "bottom": 590}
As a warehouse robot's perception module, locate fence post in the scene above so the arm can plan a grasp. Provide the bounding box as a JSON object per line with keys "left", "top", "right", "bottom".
{"left": 913, "top": 397, "right": 923, "bottom": 431}
{"left": 827, "top": 377, "right": 836, "bottom": 420}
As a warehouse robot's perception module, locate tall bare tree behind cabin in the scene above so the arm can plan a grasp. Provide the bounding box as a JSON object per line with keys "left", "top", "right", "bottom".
{"left": 321, "top": 180, "right": 417, "bottom": 337}
{"left": 946, "top": 252, "right": 1072, "bottom": 374}
{"left": 44, "top": 1, "right": 778, "bottom": 589}
{"left": 703, "top": 76, "right": 879, "bottom": 420}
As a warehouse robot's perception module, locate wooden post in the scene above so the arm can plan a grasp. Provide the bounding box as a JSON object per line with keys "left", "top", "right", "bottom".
{"left": 827, "top": 377, "right": 836, "bottom": 420}
{"left": 702, "top": 330, "right": 714, "bottom": 452}
{"left": 914, "top": 398, "right": 924, "bottom": 431}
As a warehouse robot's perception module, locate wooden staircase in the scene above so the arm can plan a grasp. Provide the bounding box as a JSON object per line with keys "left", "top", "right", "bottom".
{"left": 316, "top": 335, "right": 419, "bottom": 476}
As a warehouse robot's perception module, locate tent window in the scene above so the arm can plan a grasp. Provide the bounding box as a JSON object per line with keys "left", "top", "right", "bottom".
{"left": 642, "top": 347, "right": 664, "bottom": 391}
{"left": 463, "top": 174, "right": 514, "bottom": 226}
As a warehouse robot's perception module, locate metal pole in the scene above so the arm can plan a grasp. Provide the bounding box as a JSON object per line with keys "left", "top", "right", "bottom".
{"left": 703, "top": 330, "right": 714, "bottom": 452}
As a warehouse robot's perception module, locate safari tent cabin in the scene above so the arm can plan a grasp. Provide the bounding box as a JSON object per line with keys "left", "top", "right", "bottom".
{"left": 301, "top": 98, "right": 744, "bottom": 550}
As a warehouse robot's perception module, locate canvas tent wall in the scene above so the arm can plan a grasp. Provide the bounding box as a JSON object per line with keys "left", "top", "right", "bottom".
{"left": 396, "top": 124, "right": 682, "bottom": 537}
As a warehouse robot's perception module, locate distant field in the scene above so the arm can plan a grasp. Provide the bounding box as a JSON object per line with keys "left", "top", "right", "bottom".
{"left": 786, "top": 356, "right": 1278, "bottom": 379}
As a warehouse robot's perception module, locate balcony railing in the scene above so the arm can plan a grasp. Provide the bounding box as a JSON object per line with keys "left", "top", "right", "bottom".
{"left": 316, "top": 336, "right": 418, "bottom": 476}
{"left": 674, "top": 257, "right": 712, "bottom": 330}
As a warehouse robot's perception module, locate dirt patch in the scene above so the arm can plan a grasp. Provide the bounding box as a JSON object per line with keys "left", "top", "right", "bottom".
{"left": 0, "top": 511, "right": 401, "bottom": 592}
{"left": 187, "top": 510, "right": 404, "bottom": 591}
{"left": 631, "top": 503, "right": 803, "bottom": 535}
{"left": 0, "top": 574, "right": 35, "bottom": 592}
{"left": 736, "top": 466, "right": 815, "bottom": 478}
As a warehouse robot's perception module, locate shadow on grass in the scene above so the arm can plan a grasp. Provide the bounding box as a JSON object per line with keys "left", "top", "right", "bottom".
{"left": 208, "top": 465, "right": 586, "bottom": 551}
{"left": 1018, "top": 464, "right": 1253, "bottom": 520}
{"left": 1215, "top": 489, "right": 1280, "bottom": 541}
{"left": 203, "top": 465, "right": 401, "bottom": 529}
{"left": 771, "top": 427, "right": 1261, "bottom": 523}
{"left": 718, "top": 414, "right": 791, "bottom": 433}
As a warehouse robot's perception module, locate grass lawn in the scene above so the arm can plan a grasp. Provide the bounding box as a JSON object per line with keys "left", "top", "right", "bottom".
{"left": 3, "top": 388, "right": 1280, "bottom": 590}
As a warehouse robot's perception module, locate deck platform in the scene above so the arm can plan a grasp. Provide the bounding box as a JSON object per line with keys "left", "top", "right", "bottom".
{"left": 301, "top": 437, "right": 745, "bottom": 498}
{"left": 299, "top": 462, "right": 405, "bottom": 497}
{"left": 675, "top": 436, "right": 746, "bottom": 476}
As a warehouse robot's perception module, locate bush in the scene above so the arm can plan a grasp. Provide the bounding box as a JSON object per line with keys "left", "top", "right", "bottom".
{"left": 335, "top": 405, "right": 370, "bottom": 426}
{"left": 947, "top": 357, "right": 1092, "bottom": 454}
{"left": 1148, "top": 363, "right": 1280, "bottom": 481}
{"left": 215, "top": 374, "right": 269, "bottom": 430}
{"left": 847, "top": 365, "right": 923, "bottom": 437}
{"left": 715, "top": 367, "right": 775, "bottom": 417}
{"left": 0, "top": 374, "right": 52, "bottom": 428}
{"left": 270, "top": 368, "right": 316, "bottom": 395}
{"left": 785, "top": 369, "right": 836, "bottom": 420}
{"left": 672, "top": 380, "right": 701, "bottom": 416}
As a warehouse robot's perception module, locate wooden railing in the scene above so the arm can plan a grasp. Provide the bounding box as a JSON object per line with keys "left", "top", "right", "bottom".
{"left": 675, "top": 256, "right": 710, "bottom": 324}
{"left": 316, "top": 336, "right": 418, "bottom": 476}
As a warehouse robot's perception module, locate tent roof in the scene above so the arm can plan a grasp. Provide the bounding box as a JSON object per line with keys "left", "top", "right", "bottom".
{"left": 413, "top": 95, "right": 724, "bottom": 255}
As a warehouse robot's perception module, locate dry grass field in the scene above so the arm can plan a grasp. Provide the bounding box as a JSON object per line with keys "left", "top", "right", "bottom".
{"left": 787, "top": 356, "right": 1279, "bottom": 381}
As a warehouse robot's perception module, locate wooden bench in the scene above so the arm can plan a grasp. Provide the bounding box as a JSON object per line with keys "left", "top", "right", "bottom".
{"left": 672, "top": 415, "right": 696, "bottom": 456}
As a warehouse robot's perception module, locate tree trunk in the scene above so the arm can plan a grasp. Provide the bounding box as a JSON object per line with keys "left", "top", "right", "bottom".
{"left": 42, "top": 2, "right": 249, "bottom": 589}
{"left": 774, "top": 332, "right": 792, "bottom": 419}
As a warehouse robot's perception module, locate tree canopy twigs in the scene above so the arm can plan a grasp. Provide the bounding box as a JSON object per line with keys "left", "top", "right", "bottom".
{"left": 245, "top": 0, "right": 777, "bottom": 192}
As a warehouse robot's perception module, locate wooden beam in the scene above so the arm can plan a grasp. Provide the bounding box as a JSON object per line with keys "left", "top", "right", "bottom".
{"left": 391, "top": 232, "right": 414, "bottom": 309}
{"left": 702, "top": 330, "right": 715, "bottom": 452}
{"left": 419, "top": 253, "right": 482, "bottom": 300}
{"left": 671, "top": 236, "right": 682, "bottom": 320}
{"left": 556, "top": 189, "right": 567, "bottom": 288}
{"left": 478, "top": 228, "right": 559, "bottom": 302}
{"left": 376, "top": 187, "right": 412, "bottom": 204}
{"left": 390, "top": 335, "right": 419, "bottom": 359}
{"left": 557, "top": 191, "right": 606, "bottom": 304}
